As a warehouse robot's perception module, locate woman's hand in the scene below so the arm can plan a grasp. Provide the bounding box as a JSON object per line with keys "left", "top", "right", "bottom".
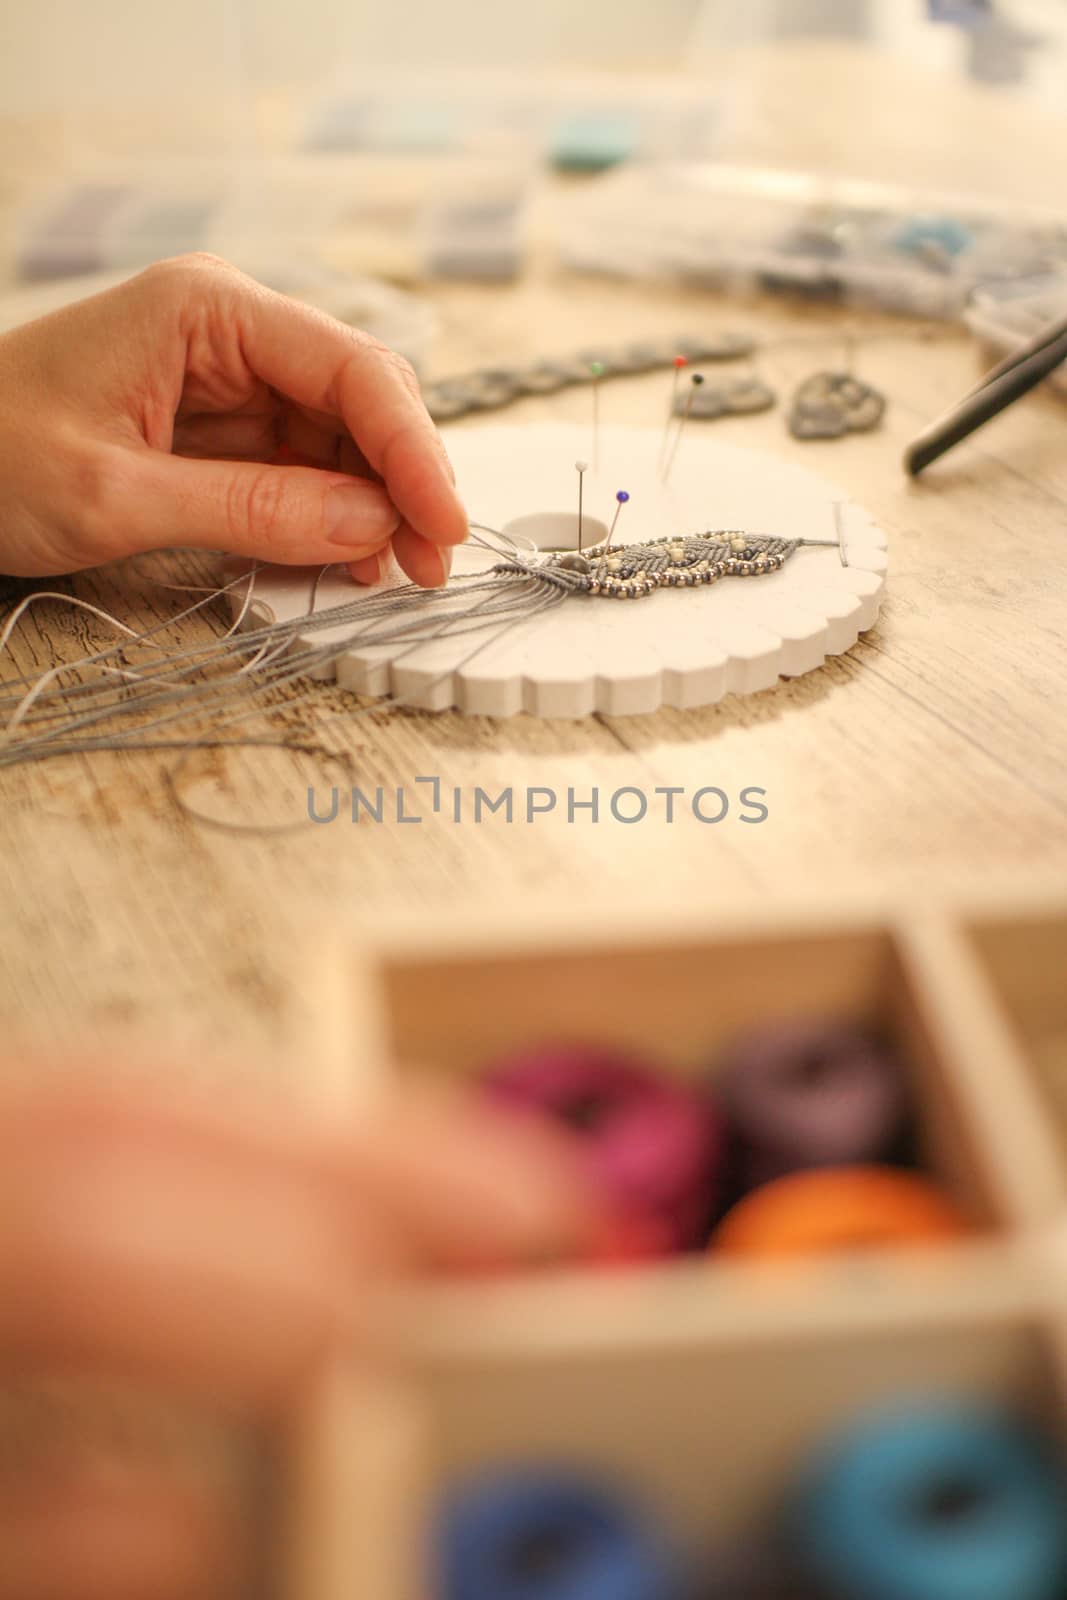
{"left": 0, "top": 254, "right": 468, "bottom": 587}
{"left": 0, "top": 1072, "right": 593, "bottom": 1599}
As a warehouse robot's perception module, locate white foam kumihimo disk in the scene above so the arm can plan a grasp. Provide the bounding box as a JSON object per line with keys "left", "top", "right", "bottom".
{"left": 228, "top": 424, "right": 887, "bottom": 718}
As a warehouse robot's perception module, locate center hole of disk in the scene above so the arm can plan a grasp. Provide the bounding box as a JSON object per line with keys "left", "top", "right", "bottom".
{"left": 502, "top": 511, "right": 610, "bottom": 553}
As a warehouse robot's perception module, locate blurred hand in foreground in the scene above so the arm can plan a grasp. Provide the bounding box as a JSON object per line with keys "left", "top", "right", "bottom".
{"left": 0, "top": 1072, "right": 593, "bottom": 1599}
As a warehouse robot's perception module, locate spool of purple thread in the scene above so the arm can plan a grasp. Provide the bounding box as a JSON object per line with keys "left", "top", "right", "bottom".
{"left": 714, "top": 1019, "right": 908, "bottom": 1194}
{"left": 480, "top": 1046, "right": 724, "bottom": 1255}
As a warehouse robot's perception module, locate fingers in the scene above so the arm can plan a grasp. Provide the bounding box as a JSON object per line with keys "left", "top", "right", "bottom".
{"left": 0, "top": 1073, "right": 596, "bottom": 1600}
{"left": 0, "top": 1088, "right": 392, "bottom": 1414}
{"left": 347, "top": 532, "right": 453, "bottom": 591}
{"left": 223, "top": 281, "right": 469, "bottom": 549}
{"left": 171, "top": 412, "right": 278, "bottom": 462}
{"left": 347, "top": 550, "right": 387, "bottom": 586}
{"left": 81, "top": 257, "right": 471, "bottom": 578}
{"left": 344, "top": 1085, "right": 598, "bottom": 1269}
{"left": 119, "top": 451, "right": 401, "bottom": 566}
{"left": 0, "top": 1077, "right": 596, "bottom": 1411}
{"left": 118, "top": 444, "right": 453, "bottom": 584}
{"left": 392, "top": 523, "right": 453, "bottom": 588}
{"left": 282, "top": 409, "right": 345, "bottom": 471}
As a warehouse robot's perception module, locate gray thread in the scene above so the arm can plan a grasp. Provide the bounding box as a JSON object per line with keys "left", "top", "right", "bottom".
{"left": 0, "top": 520, "right": 835, "bottom": 838}
{"left": 0, "top": 526, "right": 832, "bottom": 768}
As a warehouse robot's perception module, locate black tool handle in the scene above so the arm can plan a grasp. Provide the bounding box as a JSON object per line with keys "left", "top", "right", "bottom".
{"left": 904, "top": 327, "right": 1067, "bottom": 476}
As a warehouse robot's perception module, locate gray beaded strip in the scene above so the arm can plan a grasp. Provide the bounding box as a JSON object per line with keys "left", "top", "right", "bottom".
{"left": 494, "top": 532, "right": 797, "bottom": 601}
{"left": 423, "top": 331, "right": 756, "bottom": 423}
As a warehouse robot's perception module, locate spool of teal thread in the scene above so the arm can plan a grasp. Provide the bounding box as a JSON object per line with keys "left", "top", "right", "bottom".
{"left": 792, "top": 1401, "right": 1067, "bottom": 1600}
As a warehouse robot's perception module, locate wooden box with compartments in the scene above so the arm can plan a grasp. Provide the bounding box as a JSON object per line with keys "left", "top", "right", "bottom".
{"left": 282, "top": 894, "right": 1067, "bottom": 1600}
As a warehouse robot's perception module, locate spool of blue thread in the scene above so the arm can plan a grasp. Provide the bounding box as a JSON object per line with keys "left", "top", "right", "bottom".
{"left": 438, "top": 1470, "right": 682, "bottom": 1600}
{"left": 792, "top": 1402, "right": 1067, "bottom": 1600}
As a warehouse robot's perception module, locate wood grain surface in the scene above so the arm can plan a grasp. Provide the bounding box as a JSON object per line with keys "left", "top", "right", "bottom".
{"left": 1, "top": 50, "right": 1065, "bottom": 1064}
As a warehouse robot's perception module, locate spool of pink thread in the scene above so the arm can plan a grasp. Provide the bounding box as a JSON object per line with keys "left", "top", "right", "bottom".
{"left": 480, "top": 1047, "right": 724, "bottom": 1256}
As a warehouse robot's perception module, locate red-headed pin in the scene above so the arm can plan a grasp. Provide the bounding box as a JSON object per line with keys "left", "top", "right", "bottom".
{"left": 658, "top": 355, "right": 690, "bottom": 471}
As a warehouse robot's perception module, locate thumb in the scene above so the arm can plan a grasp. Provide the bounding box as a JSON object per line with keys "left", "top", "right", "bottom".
{"left": 118, "top": 451, "right": 401, "bottom": 565}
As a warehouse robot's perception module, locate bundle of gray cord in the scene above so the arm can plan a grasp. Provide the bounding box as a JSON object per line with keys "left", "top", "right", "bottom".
{"left": 0, "top": 527, "right": 562, "bottom": 772}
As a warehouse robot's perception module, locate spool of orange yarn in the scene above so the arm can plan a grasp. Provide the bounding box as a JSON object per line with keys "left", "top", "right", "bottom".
{"left": 711, "top": 1165, "right": 968, "bottom": 1258}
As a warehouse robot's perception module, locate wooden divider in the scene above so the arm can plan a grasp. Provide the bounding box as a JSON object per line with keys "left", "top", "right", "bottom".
{"left": 284, "top": 895, "right": 1067, "bottom": 1598}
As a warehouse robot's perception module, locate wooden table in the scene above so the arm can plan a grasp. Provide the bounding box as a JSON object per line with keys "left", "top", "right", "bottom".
{"left": 1, "top": 47, "right": 1065, "bottom": 1063}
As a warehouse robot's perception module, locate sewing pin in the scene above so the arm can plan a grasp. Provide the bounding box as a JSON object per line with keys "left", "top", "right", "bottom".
{"left": 657, "top": 354, "right": 688, "bottom": 472}
{"left": 589, "top": 361, "right": 605, "bottom": 470}
{"left": 833, "top": 499, "right": 849, "bottom": 567}
{"left": 575, "top": 460, "right": 588, "bottom": 551}
{"left": 604, "top": 490, "right": 630, "bottom": 551}
{"left": 662, "top": 373, "right": 704, "bottom": 484}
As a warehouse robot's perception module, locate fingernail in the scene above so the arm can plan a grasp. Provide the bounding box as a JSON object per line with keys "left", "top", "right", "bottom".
{"left": 421, "top": 545, "right": 451, "bottom": 588}
{"left": 429, "top": 440, "right": 472, "bottom": 542}
{"left": 348, "top": 551, "right": 384, "bottom": 586}
{"left": 443, "top": 490, "right": 471, "bottom": 545}
{"left": 438, "top": 438, "right": 457, "bottom": 486}
{"left": 326, "top": 483, "right": 399, "bottom": 547}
